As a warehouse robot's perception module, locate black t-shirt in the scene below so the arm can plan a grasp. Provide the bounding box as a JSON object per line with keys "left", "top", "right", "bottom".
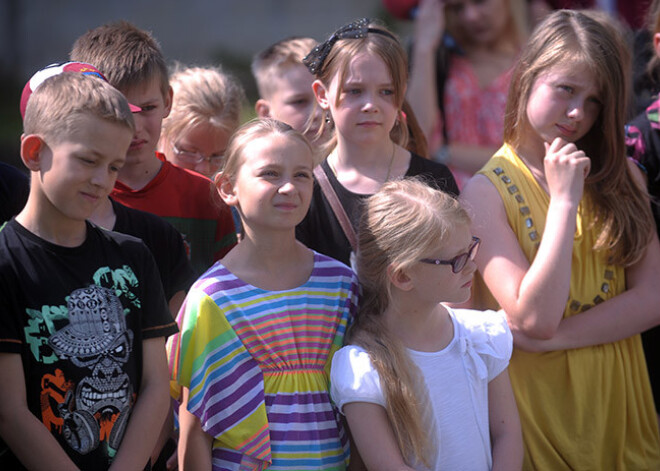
{"left": 625, "top": 103, "right": 660, "bottom": 411}
{"left": 0, "top": 162, "right": 29, "bottom": 224}
{"left": 296, "top": 153, "right": 459, "bottom": 266}
{"left": 0, "top": 220, "right": 178, "bottom": 470}
{"left": 111, "top": 198, "right": 195, "bottom": 301}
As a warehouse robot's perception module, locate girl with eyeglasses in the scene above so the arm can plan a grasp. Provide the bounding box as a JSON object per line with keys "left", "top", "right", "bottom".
{"left": 330, "top": 177, "right": 522, "bottom": 470}
{"left": 159, "top": 64, "right": 245, "bottom": 179}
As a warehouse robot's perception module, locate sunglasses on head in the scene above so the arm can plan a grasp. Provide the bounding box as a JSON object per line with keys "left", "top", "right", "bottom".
{"left": 419, "top": 236, "right": 481, "bottom": 274}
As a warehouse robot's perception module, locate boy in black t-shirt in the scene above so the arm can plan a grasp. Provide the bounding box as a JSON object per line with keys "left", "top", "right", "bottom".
{"left": 0, "top": 72, "right": 177, "bottom": 470}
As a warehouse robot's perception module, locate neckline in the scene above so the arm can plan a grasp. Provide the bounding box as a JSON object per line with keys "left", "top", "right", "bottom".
{"left": 322, "top": 152, "right": 413, "bottom": 198}
{"left": 406, "top": 307, "right": 457, "bottom": 356}
{"left": 214, "top": 251, "right": 322, "bottom": 293}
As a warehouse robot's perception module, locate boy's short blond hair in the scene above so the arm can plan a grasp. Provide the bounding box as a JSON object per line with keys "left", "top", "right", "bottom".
{"left": 161, "top": 64, "right": 245, "bottom": 143}
{"left": 23, "top": 73, "right": 135, "bottom": 144}
{"left": 251, "top": 36, "right": 317, "bottom": 98}
{"left": 70, "top": 20, "right": 169, "bottom": 97}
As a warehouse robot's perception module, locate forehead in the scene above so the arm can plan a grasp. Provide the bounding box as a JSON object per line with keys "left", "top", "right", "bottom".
{"left": 121, "top": 76, "right": 167, "bottom": 103}
{"left": 58, "top": 114, "right": 131, "bottom": 156}
{"left": 432, "top": 223, "right": 472, "bottom": 256}
{"left": 340, "top": 52, "right": 391, "bottom": 83}
{"left": 270, "top": 65, "right": 314, "bottom": 95}
{"left": 243, "top": 133, "right": 312, "bottom": 162}
{"left": 178, "top": 122, "right": 230, "bottom": 146}
{"left": 535, "top": 60, "right": 600, "bottom": 92}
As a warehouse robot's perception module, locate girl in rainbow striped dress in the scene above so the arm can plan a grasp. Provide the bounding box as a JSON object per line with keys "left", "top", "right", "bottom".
{"left": 167, "top": 119, "right": 357, "bottom": 470}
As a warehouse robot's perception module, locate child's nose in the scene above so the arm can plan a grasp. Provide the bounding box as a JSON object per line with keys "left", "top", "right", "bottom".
{"left": 132, "top": 112, "right": 147, "bottom": 134}
{"left": 567, "top": 102, "right": 584, "bottom": 121}
{"left": 361, "top": 92, "right": 377, "bottom": 112}
{"left": 197, "top": 159, "right": 213, "bottom": 177}
{"left": 463, "top": 4, "right": 481, "bottom": 22}
{"left": 279, "top": 180, "right": 296, "bottom": 193}
{"left": 91, "top": 167, "right": 114, "bottom": 190}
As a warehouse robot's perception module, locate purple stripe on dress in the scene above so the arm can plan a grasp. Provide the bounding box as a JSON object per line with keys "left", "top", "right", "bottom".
{"left": 264, "top": 391, "right": 331, "bottom": 406}
{"left": 204, "top": 276, "right": 246, "bottom": 294}
{"left": 213, "top": 447, "right": 243, "bottom": 464}
{"left": 200, "top": 356, "right": 260, "bottom": 404}
{"left": 312, "top": 265, "right": 353, "bottom": 277}
{"left": 204, "top": 370, "right": 263, "bottom": 418}
{"left": 268, "top": 410, "right": 337, "bottom": 423}
{"left": 212, "top": 391, "right": 266, "bottom": 434}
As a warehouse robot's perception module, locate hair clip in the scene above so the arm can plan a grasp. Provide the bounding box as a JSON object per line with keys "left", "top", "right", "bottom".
{"left": 303, "top": 18, "right": 396, "bottom": 75}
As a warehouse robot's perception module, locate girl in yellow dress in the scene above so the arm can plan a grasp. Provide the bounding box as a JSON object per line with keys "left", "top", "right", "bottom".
{"left": 461, "top": 10, "right": 660, "bottom": 470}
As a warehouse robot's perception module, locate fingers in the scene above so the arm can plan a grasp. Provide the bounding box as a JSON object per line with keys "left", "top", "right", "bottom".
{"left": 544, "top": 137, "right": 589, "bottom": 170}
{"left": 414, "top": 0, "right": 445, "bottom": 46}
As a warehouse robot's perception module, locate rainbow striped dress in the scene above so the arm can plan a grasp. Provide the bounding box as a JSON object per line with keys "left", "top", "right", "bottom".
{"left": 168, "top": 252, "right": 357, "bottom": 470}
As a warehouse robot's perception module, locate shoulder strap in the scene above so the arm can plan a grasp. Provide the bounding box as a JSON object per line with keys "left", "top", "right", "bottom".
{"left": 313, "top": 165, "right": 358, "bottom": 252}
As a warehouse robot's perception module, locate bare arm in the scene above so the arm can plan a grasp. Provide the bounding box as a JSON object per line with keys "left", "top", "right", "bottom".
{"left": 488, "top": 370, "right": 523, "bottom": 471}
{"left": 512, "top": 162, "right": 660, "bottom": 351}
{"left": 168, "top": 289, "right": 186, "bottom": 319}
{"left": 109, "top": 337, "right": 171, "bottom": 471}
{"left": 461, "top": 139, "right": 590, "bottom": 339}
{"left": 343, "top": 402, "right": 416, "bottom": 471}
{"left": 0, "top": 353, "right": 79, "bottom": 470}
{"left": 406, "top": 0, "right": 444, "bottom": 140}
{"left": 178, "top": 386, "right": 213, "bottom": 471}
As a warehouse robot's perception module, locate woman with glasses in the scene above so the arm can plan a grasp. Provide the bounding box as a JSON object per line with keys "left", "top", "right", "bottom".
{"left": 330, "top": 178, "right": 522, "bottom": 470}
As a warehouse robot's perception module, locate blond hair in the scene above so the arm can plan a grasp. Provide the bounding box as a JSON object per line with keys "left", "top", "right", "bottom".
{"left": 23, "top": 73, "right": 134, "bottom": 143}
{"left": 504, "top": 9, "right": 653, "bottom": 266}
{"left": 70, "top": 20, "right": 169, "bottom": 97}
{"left": 215, "top": 118, "right": 313, "bottom": 185}
{"left": 349, "top": 177, "right": 469, "bottom": 466}
{"left": 161, "top": 64, "right": 245, "bottom": 145}
{"left": 252, "top": 36, "right": 318, "bottom": 99}
{"left": 312, "top": 20, "right": 409, "bottom": 156}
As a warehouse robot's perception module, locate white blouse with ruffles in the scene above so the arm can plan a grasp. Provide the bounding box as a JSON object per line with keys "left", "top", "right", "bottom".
{"left": 330, "top": 308, "right": 512, "bottom": 471}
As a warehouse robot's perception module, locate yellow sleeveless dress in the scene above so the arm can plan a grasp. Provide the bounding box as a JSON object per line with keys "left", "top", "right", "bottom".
{"left": 479, "top": 145, "right": 660, "bottom": 470}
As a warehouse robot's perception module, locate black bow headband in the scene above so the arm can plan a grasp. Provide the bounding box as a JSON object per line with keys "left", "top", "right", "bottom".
{"left": 303, "top": 18, "right": 398, "bottom": 76}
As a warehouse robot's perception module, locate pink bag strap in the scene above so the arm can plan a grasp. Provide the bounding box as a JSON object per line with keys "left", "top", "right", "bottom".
{"left": 314, "top": 165, "right": 358, "bottom": 252}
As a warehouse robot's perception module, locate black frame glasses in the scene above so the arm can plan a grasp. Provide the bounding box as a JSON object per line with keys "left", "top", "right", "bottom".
{"left": 419, "top": 236, "right": 481, "bottom": 274}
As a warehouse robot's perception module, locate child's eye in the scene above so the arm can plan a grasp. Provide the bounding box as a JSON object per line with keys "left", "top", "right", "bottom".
{"left": 289, "top": 98, "right": 309, "bottom": 106}
{"left": 587, "top": 96, "right": 602, "bottom": 107}
{"left": 558, "top": 85, "right": 573, "bottom": 94}
{"left": 381, "top": 89, "right": 394, "bottom": 97}
{"left": 261, "top": 170, "right": 278, "bottom": 178}
{"left": 140, "top": 105, "right": 157, "bottom": 112}
{"left": 346, "top": 88, "right": 361, "bottom": 95}
{"left": 295, "top": 171, "right": 311, "bottom": 179}
{"left": 109, "top": 165, "right": 122, "bottom": 173}
{"left": 80, "top": 157, "right": 95, "bottom": 165}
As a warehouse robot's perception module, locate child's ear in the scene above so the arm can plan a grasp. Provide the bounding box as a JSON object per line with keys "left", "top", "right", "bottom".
{"left": 255, "top": 99, "right": 271, "bottom": 118}
{"left": 20, "top": 134, "right": 45, "bottom": 171}
{"left": 162, "top": 85, "right": 174, "bottom": 119}
{"left": 654, "top": 33, "right": 660, "bottom": 59}
{"left": 216, "top": 173, "right": 238, "bottom": 207}
{"left": 312, "top": 80, "right": 329, "bottom": 109}
{"left": 387, "top": 264, "right": 413, "bottom": 291}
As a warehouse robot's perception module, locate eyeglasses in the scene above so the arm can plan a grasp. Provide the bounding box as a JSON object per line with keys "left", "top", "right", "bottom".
{"left": 419, "top": 236, "right": 481, "bottom": 273}
{"left": 172, "top": 143, "right": 224, "bottom": 165}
